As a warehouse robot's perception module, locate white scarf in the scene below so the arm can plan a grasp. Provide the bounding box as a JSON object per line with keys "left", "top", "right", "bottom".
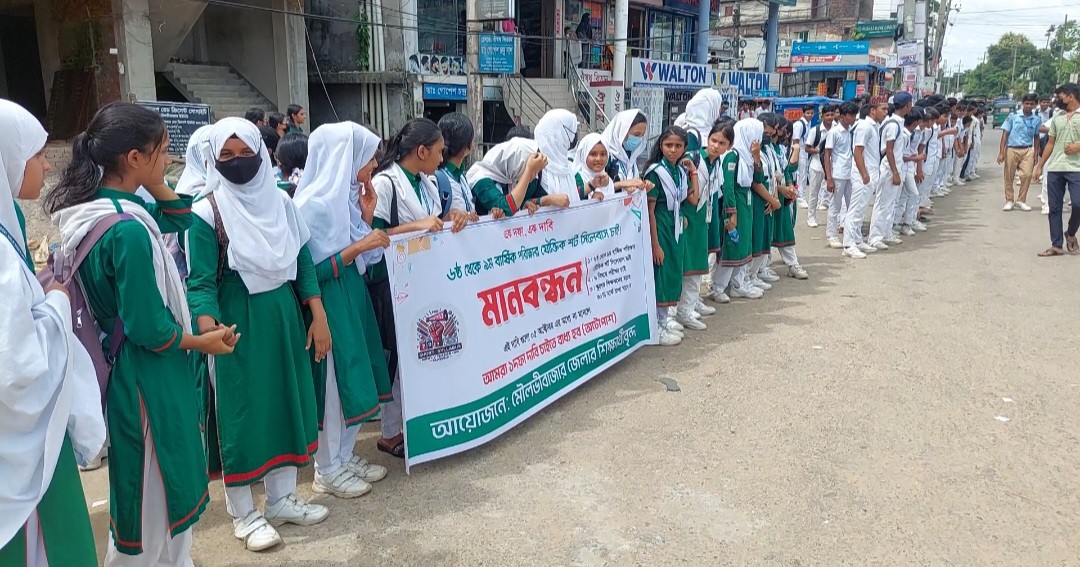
{"left": 294, "top": 122, "right": 382, "bottom": 270}
{"left": 372, "top": 162, "right": 441, "bottom": 226}
{"left": 193, "top": 117, "right": 310, "bottom": 295}
{"left": 645, "top": 162, "right": 687, "bottom": 242}
{"left": 465, "top": 137, "right": 538, "bottom": 190}
{"left": 574, "top": 133, "right": 614, "bottom": 198}
{"left": 0, "top": 99, "right": 105, "bottom": 546}
{"left": 734, "top": 118, "right": 764, "bottom": 188}
{"left": 174, "top": 124, "right": 214, "bottom": 196}
{"left": 697, "top": 149, "right": 728, "bottom": 218}
{"left": 601, "top": 109, "right": 647, "bottom": 181}
{"left": 675, "top": 89, "right": 723, "bottom": 144}
{"left": 534, "top": 109, "right": 580, "bottom": 201}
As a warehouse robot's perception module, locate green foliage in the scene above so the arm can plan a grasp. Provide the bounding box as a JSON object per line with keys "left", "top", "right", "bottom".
{"left": 959, "top": 31, "right": 1080, "bottom": 97}
{"left": 354, "top": 6, "right": 371, "bottom": 71}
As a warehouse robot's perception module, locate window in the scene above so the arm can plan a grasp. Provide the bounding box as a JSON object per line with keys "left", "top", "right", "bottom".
{"left": 810, "top": 0, "right": 825, "bottom": 19}
{"left": 797, "top": 31, "right": 809, "bottom": 41}
{"left": 724, "top": 5, "right": 734, "bottom": 16}
{"left": 648, "top": 10, "right": 695, "bottom": 62}
{"left": 417, "top": 0, "right": 466, "bottom": 56}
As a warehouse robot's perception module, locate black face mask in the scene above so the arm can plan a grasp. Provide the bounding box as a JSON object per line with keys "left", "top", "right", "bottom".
{"left": 216, "top": 155, "right": 263, "bottom": 185}
{"left": 1055, "top": 98, "right": 1069, "bottom": 110}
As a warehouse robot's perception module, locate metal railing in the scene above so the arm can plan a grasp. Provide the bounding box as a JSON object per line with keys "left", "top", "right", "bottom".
{"left": 499, "top": 74, "right": 553, "bottom": 127}
{"left": 566, "top": 69, "right": 611, "bottom": 132}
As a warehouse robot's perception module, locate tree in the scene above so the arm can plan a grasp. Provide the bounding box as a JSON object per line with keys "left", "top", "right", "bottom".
{"left": 963, "top": 34, "right": 1041, "bottom": 97}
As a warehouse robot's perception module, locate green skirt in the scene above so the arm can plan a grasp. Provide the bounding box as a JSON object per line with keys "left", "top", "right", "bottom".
{"left": 707, "top": 193, "right": 723, "bottom": 253}
{"left": 680, "top": 201, "right": 710, "bottom": 274}
{"left": 212, "top": 271, "right": 319, "bottom": 487}
{"left": 309, "top": 263, "right": 393, "bottom": 429}
{"left": 0, "top": 437, "right": 96, "bottom": 566}
{"left": 752, "top": 193, "right": 772, "bottom": 257}
{"left": 720, "top": 187, "right": 753, "bottom": 266}
{"left": 772, "top": 197, "right": 797, "bottom": 248}
{"left": 653, "top": 205, "right": 684, "bottom": 306}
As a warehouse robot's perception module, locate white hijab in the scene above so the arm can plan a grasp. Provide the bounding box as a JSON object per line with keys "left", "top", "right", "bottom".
{"left": 193, "top": 117, "right": 310, "bottom": 294}
{"left": 675, "top": 89, "right": 723, "bottom": 143}
{"left": 294, "top": 122, "right": 381, "bottom": 266}
{"left": 601, "top": 109, "right": 647, "bottom": 180}
{"left": 465, "top": 137, "right": 539, "bottom": 189}
{"left": 534, "top": 109, "right": 580, "bottom": 201}
{"left": 174, "top": 124, "right": 214, "bottom": 196}
{"left": 574, "top": 133, "right": 614, "bottom": 197}
{"left": 0, "top": 99, "right": 47, "bottom": 257}
{"left": 733, "top": 118, "right": 764, "bottom": 188}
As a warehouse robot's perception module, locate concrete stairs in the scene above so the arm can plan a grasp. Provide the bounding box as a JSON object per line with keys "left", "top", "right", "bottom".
{"left": 500, "top": 76, "right": 583, "bottom": 132}
{"left": 162, "top": 63, "right": 275, "bottom": 119}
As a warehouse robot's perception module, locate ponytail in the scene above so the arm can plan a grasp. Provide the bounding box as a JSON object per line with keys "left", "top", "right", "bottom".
{"left": 45, "top": 132, "right": 101, "bottom": 214}
{"left": 375, "top": 118, "right": 443, "bottom": 173}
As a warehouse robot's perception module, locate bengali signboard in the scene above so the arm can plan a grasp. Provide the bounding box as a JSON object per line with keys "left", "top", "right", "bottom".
{"left": 896, "top": 41, "right": 922, "bottom": 67}
{"left": 852, "top": 20, "right": 899, "bottom": 40}
{"left": 479, "top": 33, "right": 517, "bottom": 74}
{"left": 389, "top": 195, "right": 658, "bottom": 469}
{"left": 789, "top": 41, "right": 871, "bottom": 69}
{"left": 137, "top": 101, "right": 211, "bottom": 156}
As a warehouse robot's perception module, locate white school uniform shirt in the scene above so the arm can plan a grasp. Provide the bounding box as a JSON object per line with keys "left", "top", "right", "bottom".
{"left": 433, "top": 166, "right": 475, "bottom": 213}
{"left": 926, "top": 125, "right": 942, "bottom": 161}
{"left": 792, "top": 117, "right": 810, "bottom": 148}
{"left": 851, "top": 117, "right": 882, "bottom": 180}
{"left": 877, "top": 115, "right": 904, "bottom": 177}
{"left": 372, "top": 163, "right": 441, "bottom": 226}
{"left": 824, "top": 123, "right": 853, "bottom": 181}
{"left": 806, "top": 121, "right": 831, "bottom": 174}
{"left": 902, "top": 126, "right": 922, "bottom": 173}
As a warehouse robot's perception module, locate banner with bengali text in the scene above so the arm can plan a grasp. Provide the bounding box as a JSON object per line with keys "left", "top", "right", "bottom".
{"left": 387, "top": 193, "right": 658, "bottom": 470}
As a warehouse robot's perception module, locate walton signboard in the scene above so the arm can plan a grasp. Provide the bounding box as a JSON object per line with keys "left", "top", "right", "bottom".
{"left": 629, "top": 58, "right": 715, "bottom": 89}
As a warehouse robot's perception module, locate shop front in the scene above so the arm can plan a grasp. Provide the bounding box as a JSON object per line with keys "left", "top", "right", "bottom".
{"left": 627, "top": 57, "right": 715, "bottom": 141}
{"left": 783, "top": 41, "right": 888, "bottom": 100}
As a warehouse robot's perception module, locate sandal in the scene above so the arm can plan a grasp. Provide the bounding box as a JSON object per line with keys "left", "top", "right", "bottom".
{"left": 1066, "top": 235, "right": 1079, "bottom": 253}
{"left": 377, "top": 437, "right": 406, "bottom": 459}
{"left": 1037, "top": 247, "right": 1065, "bottom": 257}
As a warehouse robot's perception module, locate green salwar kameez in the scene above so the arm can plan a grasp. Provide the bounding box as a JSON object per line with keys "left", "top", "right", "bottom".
{"left": 646, "top": 160, "right": 688, "bottom": 307}
{"left": 772, "top": 155, "right": 798, "bottom": 248}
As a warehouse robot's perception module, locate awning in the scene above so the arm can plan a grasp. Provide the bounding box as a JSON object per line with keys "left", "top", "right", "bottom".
{"left": 793, "top": 65, "right": 888, "bottom": 73}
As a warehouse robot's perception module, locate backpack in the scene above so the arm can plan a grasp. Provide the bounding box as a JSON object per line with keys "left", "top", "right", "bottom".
{"left": 35, "top": 213, "right": 132, "bottom": 412}
{"left": 433, "top": 169, "right": 455, "bottom": 217}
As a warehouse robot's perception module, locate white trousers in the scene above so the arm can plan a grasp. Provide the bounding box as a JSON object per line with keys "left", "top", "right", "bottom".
{"left": 869, "top": 170, "right": 902, "bottom": 244}
{"left": 677, "top": 275, "right": 701, "bottom": 316}
{"left": 936, "top": 154, "right": 953, "bottom": 189}
{"left": 105, "top": 420, "right": 194, "bottom": 567}
{"left": 796, "top": 156, "right": 810, "bottom": 200}
{"left": 777, "top": 246, "right": 799, "bottom": 267}
{"left": 711, "top": 264, "right": 738, "bottom": 292}
{"left": 314, "top": 354, "right": 362, "bottom": 477}
{"left": 845, "top": 173, "right": 878, "bottom": 247}
{"left": 22, "top": 511, "right": 45, "bottom": 567}
{"left": 380, "top": 378, "right": 403, "bottom": 439}
{"left": 224, "top": 468, "right": 296, "bottom": 519}
{"left": 827, "top": 179, "right": 852, "bottom": 240}
{"left": 893, "top": 168, "right": 920, "bottom": 226}
{"left": 806, "top": 167, "right": 826, "bottom": 215}
{"left": 951, "top": 151, "right": 966, "bottom": 180}
{"left": 747, "top": 255, "right": 767, "bottom": 283}
{"left": 919, "top": 157, "right": 939, "bottom": 206}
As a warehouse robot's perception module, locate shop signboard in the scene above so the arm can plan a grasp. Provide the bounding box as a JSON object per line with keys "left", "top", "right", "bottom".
{"left": 477, "top": 0, "right": 514, "bottom": 20}
{"left": 137, "top": 101, "right": 211, "bottom": 156}
{"left": 479, "top": 34, "right": 516, "bottom": 74}
{"left": 630, "top": 58, "right": 715, "bottom": 89}
{"left": 663, "top": 0, "right": 721, "bottom": 13}
{"left": 423, "top": 83, "right": 468, "bottom": 102}
{"left": 789, "top": 41, "right": 871, "bottom": 68}
{"left": 715, "top": 70, "right": 781, "bottom": 97}
{"left": 410, "top": 53, "right": 465, "bottom": 76}
{"left": 896, "top": 41, "right": 922, "bottom": 67}
{"left": 852, "top": 20, "right": 899, "bottom": 40}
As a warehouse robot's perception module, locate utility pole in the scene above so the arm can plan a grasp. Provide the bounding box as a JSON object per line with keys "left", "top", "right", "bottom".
{"left": 1058, "top": 14, "right": 1070, "bottom": 84}
{"left": 466, "top": 0, "right": 484, "bottom": 158}
{"left": 1011, "top": 44, "right": 1018, "bottom": 90}
{"left": 932, "top": 0, "right": 951, "bottom": 78}
{"left": 697, "top": 0, "right": 711, "bottom": 64}
{"left": 732, "top": 1, "right": 742, "bottom": 70}
{"left": 613, "top": 0, "right": 629, "bottom": 84}
{"left": 763, "top": 0, "right": 780, "bottom": 73}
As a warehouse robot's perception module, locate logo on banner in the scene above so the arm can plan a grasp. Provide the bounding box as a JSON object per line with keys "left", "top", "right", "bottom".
{"left": 416, "top": 308, "right": 464, "bottom": 363}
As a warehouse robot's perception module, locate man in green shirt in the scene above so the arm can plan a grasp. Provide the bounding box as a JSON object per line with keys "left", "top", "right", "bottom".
{"left": 1033, "top": 82, "right": 1080, "bottom": 256}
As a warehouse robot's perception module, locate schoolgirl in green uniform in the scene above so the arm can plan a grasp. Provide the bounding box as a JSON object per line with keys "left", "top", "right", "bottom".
{"left": 47, "top": 102, "right": 236, "bottom": 565}
{"left": 574, "top": 133, "right": 615, "bottom": 200}
{"left": 675, "top": 88, "right": 724, "bottom": 152}
{"left": 769, "top": 123, "right": 809, "bottom": 279}
{"left": 645, "top": 126, "right": 700, "bottom": 346}
{"left": 743, "top": 116, "right": 783, "bottom": 297}
{"left": 294, "top": 122, "right": 394, "bottom": 500}
{"left": 465, "top": 137, "right": 571, "bottom": 217}
{"left": 712, "top": 118, "right": 767, "bottom": 301}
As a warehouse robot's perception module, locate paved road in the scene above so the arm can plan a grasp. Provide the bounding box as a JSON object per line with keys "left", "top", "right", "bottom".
{"left": 77, "top": 128, "right": 1078, "bottom": 566}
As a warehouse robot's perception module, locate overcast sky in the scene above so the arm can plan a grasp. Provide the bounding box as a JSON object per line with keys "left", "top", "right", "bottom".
{"left": 874, "top": 0, "right": 1073, "bottom": 71}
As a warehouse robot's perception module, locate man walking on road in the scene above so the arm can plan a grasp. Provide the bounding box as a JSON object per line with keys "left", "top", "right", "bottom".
{"left": 1033, "top": 83, "right": 1080, "bottom": 256}
{"left": 998, "top": 94, "right": 1041, "bottom": 212}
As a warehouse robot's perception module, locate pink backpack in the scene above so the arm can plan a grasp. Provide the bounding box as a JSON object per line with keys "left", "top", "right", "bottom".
{"left": 36, "top": 213, "right": 133, "bottom": 412}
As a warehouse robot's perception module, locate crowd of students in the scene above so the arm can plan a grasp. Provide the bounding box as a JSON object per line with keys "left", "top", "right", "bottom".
{"left": 1, "top": 86, "right": 978, "bottom": 565}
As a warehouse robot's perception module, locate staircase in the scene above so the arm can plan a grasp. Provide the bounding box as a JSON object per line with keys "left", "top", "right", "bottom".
{"left": 500, "top": 76, "right": 581, "bottom": 130}
{"left": 162, "top": 63, "right": 275, "bottom": 119}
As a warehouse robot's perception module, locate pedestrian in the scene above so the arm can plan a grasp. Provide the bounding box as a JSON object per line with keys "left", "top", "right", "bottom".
{"left": 534, "top": 109, "right": 582, "bottom": 202}
{"left": 370, "top": 118, "right": 474, "bottom": 459}
{"left": 769, "top": 120, "right": 809, "bottom": 280}
{"left": 969, "top": 108, "right": 984, "bottom": 179}
{"left": 950, "top": 108, "right": 969, "bottom": 187}
{"left": 259, "top": 124, "right": 280, "bottom": 160}
{"left": 868, "top": 92, "right": 911, "bottom": 250}
{"left": 675, "top": 89, "right": 723, "bottom": 151}
{"left": 186, "top": 117, "right": 329, "bottom": 552}
{"left": 285, "top": 104, "right": 306, "bottom": 135}
{"left": 746, "top": 114, "right": 782, "bottom": 289}
{"left": 894, "top": 108, "right": 928, "bottom": 236}
{"left": 699, "top": 121, "right": 736, "bottom": 304}
{"left": 824, "top": 102, "right": 858, "bottom": 250}
{"left": 565, "top": 27, "right": 582, "bottom": 71}
{"left": 244, "top": 108, "right": 265, "bottom": 126}
{"left": 1033, "top": 83, "right": 1080, "bottom": 256}
{"left": 275, "top": 132, "right": 309, "bottom": 196}
{"left": 645, "top": 125, "right": 699, "bottom": 344}
{"left": 916, "top": 107, "right": 941, "bottom": 221}
{"left": 601, "top": 109, "right": 653, "bottom": 192}
{"left": 676, "top": 122, "right": 728, "bottom": 328}
{"left": 174, "top": 125, "right": 214, "bottom": 197}
{"left": 998, "top": 93, "right": 1041, "bottom": 211}
{"left": 0, "top": 98, "right": 105, "bottom": 567}
{"left": 844, "top": 99, "right": 887, "bottom": 259}
{"left": 504, "top": 124, "right": 533, "bottom": 141}
{"left": 804, "top": 104, "right": 836, "bottom": 226}
{"left": 293, "top": 122, "right": 393, "bottom": 499}
{"left": 267, "top": 112, "right": 288, "bottom": 139}
{"left": 467, "top": 137, "right": 569, "bottom": 217}
{"left": 573, "top": 132, "right": 615, "bottom": 200}
{"left": 792, "top": 104, "right": 814, "bottom": 208}
{"left": 436, "top": 113, "right": 480, "bottom": 212}
{"left": 46, "top": 102, "right": 235, "bottom": 565}
{"left": 706, "top": 120, "right": 757, "bottom": 303}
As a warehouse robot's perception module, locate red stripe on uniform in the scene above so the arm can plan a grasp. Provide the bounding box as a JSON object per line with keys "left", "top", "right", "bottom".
{"left": 343, "top": 405, "right": 382, "bottom": 427}
{"left": 169, "top": 490, "right": 209, "bottom": 532}
{"left": 160, "top": 207, "right": 192, "bottom": 215}
{"left": 152, "top": 331, "right": 177, "bottom": 352}
{"left": 222, "top": 441, "right": 319, "bottom": 485}
{"left": 505, "top": 194, "right": 518, "bottom": 214}
{"left": 331, "top": 255, "right": 339, "bottom": 278}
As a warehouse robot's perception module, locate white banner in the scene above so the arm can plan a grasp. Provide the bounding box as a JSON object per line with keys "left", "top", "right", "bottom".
{"left": 387, "top": 195, "right": 658, "bottom": 469}
{"left": 631, "top": 86, "right": 666, "bottom": 147}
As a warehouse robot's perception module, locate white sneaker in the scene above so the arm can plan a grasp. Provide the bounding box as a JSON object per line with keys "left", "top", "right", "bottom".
{"left": 787, "top": 265, "right": 809, "bottom": 279}
{"left": 1016, "top": 202, "right": 1032, "bottom": 212}
{"left": 843, "top": 246, "right": 867, "bottom": 259}
{"left": 707, "top": 289, "right": 730, "bottom": 304}
{"left": 264, "top": 495, "right": 330, "bottom": 527}
{"left": 856, "top": 242, "right": 877, "bottom": 253}
{"left": 658, "top": 328, "right": 682, "bottom": 346}
{"left": 344, "top": 456, "right": 388, "bottom": 483}
{"left": 728, "top": 285, "right": 763, "bottom": 299}
{"left": 955, "top": 179, "right": 966, "bottom": 186}
{"left": 758, "top": 270, "right": 781, "bottom": 283}
{"left": 827, "top": 237, "right": 844, "bottom": 249}
{"left": 971, "top": 173, "right": 981, "bottom": 179}
{"left": 665, "top": 319, "right": 684, "bottom": 332}
{"left": 313, "top": 467, "right": 371, "bottom": 499}
{"left": 884, "top": 236, "right": 904, "bottom": 245}
{"left": 871, "top": 241, "right": 889, "bottom": 251}
{"left": 817, "top": 204, "right": 829, "bottom": 211}
{"left": 676, "top": 312, "right": 707, "bottom": 331}
{"left": 797, "top": 199, "right": 809, "bottom": 209}
{"left": 688, "top": 308, "right": 702, "bottom": 320}
{"left": 1003, "top": 201, "right": 1014, "bottom": 211}
{"left": 79, "top": 449, "right": 107, "bottom": 472}
{"left": 900, "top": 226, "right": 916, "bottom": 237}
{"left": 1042, "top": 205, "right": 1050, "bottom": 215}
{"left": 233, "top": 512, "right": 283, "bottom": 552}
{"left": 912, "top": 221, "right": 928, "bottom": 232}
{"left": 693, "top": 300, "right": 717, "bottom": 316}
{"left": 751, "top": 278, "right": 773, "bottom": 291}
{"left": 806, "top": 217, "right": 819, "bottom": 228}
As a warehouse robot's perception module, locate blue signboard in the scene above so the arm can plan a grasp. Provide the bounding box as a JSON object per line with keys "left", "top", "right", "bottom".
{"left": 423, "top": 83, "right": 468, "bottom": 101}
{"left": 479, "top": 34, "right": 516, "bottom": 74}
{"left": 663, "top": 0, "right": 720, "bottom": 14}
{"left": 631, "top": 58, "right": 714, "bottom": 89}
{"left": 790, "top": 41, "right": 870, "bottom": 56}
{"left": 715, "top": 70, "right": 777, "bottom": 97}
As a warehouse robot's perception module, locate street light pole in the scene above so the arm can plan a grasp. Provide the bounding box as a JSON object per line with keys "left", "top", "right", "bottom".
{"left": 466, "top": 0, "right": 484, "bottom": 159}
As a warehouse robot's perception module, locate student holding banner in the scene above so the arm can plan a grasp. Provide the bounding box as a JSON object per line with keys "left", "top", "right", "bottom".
{"left": 293, "top": 122, "right": 393, "bottom": 499}
{"left": 574, "top": 132, "right": 616, "bottom": 200}
{"left": 645, "top": 125, "right": 700, "bottom": 345}
{"left": 465, "top": 137, "right": 570, "bottom": 217}
{"left": 601, "top": 109, "right": 653, "bottom": 192}
{"left": 534, "top": 109, "right": 582, "bottom": 203}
